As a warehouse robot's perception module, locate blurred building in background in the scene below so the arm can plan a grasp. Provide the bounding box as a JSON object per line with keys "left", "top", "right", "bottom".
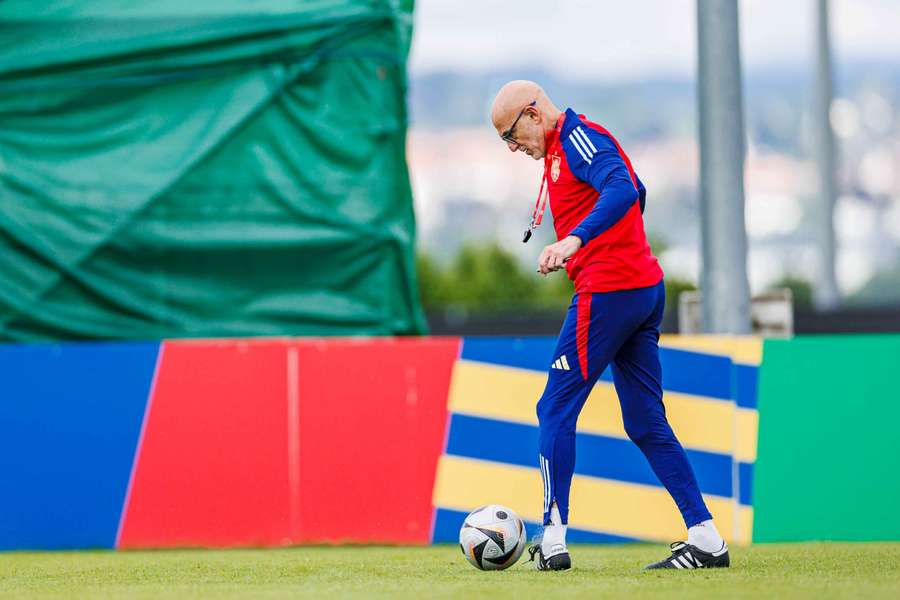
{"left": 409, "top": 0, "right": 900, "bottom": 331}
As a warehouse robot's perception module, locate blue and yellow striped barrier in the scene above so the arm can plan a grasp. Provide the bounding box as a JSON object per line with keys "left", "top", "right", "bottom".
{"left": 432, "top": 336, "right": 761, "bottom": 545}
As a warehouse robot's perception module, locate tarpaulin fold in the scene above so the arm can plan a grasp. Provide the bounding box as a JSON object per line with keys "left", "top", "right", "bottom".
{"left": 0, "top": 0, "right": 425, "bottom": 340}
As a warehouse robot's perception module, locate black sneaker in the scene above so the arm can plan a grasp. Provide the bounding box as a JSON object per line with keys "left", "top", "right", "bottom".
{"left": 527, "top": 543, "right": 571, "bottom": 571}
{"left": 644, "top": 541, "right": 730, "bottom": 570}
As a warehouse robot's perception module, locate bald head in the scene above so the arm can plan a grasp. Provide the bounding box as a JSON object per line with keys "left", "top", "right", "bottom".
{"left": 491, "top": 80, "right": 545, "bottom": 130}
{"left": 490, "top": 80, "right": 561, "bottom": 160}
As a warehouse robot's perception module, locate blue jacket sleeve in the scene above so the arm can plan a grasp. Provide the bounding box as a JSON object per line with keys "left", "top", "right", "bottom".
{"left": 561, "top": 124, "right": 640, "bottom": 246}
{"left": 636, "top": 174, "right": 647, "bottom": 214}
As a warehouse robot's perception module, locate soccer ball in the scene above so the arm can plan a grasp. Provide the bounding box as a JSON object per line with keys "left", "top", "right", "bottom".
{"left": 458, "top": 504, "right": 527, "bottom": 570}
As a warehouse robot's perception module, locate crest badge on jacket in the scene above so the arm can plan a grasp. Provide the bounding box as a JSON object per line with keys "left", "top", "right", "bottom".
{"left": 550, "top": 154, "right": 561, "bottom": 182}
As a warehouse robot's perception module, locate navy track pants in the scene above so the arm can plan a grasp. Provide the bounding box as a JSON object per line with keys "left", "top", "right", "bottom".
{"left": 536, "top": 280, "right": 712, "bottom": 528}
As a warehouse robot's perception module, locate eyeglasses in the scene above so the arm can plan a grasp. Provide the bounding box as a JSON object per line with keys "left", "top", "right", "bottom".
{"left": 500, "top": 100, "right": 536, "bottom": 144}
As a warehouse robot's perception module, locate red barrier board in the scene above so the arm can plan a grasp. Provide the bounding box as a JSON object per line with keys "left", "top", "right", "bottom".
{"left": 118, "top": 340, "right": 293, "bottom": 548}
{"left": 294, "top": 338, "right": 460, "bottom": 544}
{"left": 118, "top": 337, "right": 460, "bottom": 548}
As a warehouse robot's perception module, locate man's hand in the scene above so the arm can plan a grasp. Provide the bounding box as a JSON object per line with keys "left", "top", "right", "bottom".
{"left": 537, "top": 235, "right": 582, "bottom": 275}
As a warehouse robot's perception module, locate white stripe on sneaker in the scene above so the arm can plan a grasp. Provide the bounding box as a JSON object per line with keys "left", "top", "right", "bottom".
{"left": 671, "top": 558, "right": 683, "bottom": 569}
{"left": 678, "top": 555, "right": 693, "bottom": 568}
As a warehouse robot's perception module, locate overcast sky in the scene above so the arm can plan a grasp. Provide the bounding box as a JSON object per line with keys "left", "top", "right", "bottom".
{"left": 410, "top": 0, "right": 900, "bottom": 81}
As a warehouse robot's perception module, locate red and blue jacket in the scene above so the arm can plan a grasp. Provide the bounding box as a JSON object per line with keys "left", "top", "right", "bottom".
{"left": 545, "top": 108, "right": 663, "bottom": 293}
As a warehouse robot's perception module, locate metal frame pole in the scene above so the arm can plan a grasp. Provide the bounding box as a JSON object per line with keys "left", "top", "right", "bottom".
{"left": 696, "top": 0, "right": 752, "bottom": 333}
{"left": 812, "top": 0, "right": 841, "bottom": 310}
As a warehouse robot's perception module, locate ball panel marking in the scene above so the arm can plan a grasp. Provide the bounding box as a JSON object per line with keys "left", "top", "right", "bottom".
{"left": 458, "top": 504, "right": 526, "bottom": 571}
{"left": 470, "top": 539, "right": 488, "bottom": 566}
{"left": 475, "top": 526, "right": 505, "bottom": 549}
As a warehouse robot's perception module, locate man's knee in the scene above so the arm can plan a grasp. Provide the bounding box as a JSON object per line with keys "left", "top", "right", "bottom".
{"left": 536, "top": 378, "right": 576, "bottom": 424}
{"left": 537, "top": 396, "right": 579, "bottom": 440}
{"left": 536, "top": 394, "right": 551, "bottom": 425}
{"left": 623, "top": 418, "right": 650, "bottom": 445}
{"left": 537, "top": 400, "right": 566, "bottom": 435}
{"left": 623, "top": 414, "right": 674, "bottom": 447}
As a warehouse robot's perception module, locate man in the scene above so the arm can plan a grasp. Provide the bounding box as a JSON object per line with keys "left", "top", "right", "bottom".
{"left": 490, "top": 80, "right": 729, "bottom": 571}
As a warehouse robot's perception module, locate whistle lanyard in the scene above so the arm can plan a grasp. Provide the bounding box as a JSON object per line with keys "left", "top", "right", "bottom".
{"left": 523, "top": 155, "right": 551, "bottom": 243}
{"left": 523, "top": 116, "right": 564, "bottom": 244}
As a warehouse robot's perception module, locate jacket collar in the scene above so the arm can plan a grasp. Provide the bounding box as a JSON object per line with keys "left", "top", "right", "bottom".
{"left": 559, "top": 107, "right": 584, "bottom": 140}
{"left": 544, "top": 111, "right": 567, "bottom": 157}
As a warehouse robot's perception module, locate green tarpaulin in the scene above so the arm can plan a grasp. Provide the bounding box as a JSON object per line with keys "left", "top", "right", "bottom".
{"left": 0, "top": 0, "right": 425, "bottom": 341}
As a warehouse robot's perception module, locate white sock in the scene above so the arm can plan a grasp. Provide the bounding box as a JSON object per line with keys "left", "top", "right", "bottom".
{"left": 542, "top": 502, "right": 567, "bottom": 554}
{"left": 687, "top": 519, "right": 726, "bottom": 553}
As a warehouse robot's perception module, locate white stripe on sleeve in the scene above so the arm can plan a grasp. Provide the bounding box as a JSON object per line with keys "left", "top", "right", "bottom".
{"left": 575, "top": 126, "right": 598, "bottom": 154}
{"left": 567, "top": 132, "right": 591, "bottom": 163}
{"left": 574, "top": 128, "right": 595, "bottom": 157}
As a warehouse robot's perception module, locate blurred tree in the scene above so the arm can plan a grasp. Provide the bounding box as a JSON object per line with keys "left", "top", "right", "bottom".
{"left": 418, "top": 243, "right": 578, "bottom": 313}
{"left": 770, "top": 276, "right": 814, "bottom": 311}
{"left": 418, "top": 240, "right": 701, "bottom": 320}
{"left": 415, "top": 252, "right": 450, "bottom": 311}
{"left": 645, "top": 232, "right": 694, "bottom": 320}
{"left": 646, "top": 233, "right": 669, "bottom": 258}
{"left": 448, "top": 244, "right": 537, "bottom": 312}
{"left": 663, "top": 277, "right": 697, "bottom": 320}
{"left": 536, "top": 266, "right": 576, "bottom": 309}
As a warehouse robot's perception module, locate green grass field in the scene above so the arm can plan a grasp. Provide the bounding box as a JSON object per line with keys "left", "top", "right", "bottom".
{"left": 2, "top": 543, "right": 899, "bottom": 599}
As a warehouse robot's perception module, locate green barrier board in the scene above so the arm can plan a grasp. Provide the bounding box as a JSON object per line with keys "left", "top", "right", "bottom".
{"left": 754, "top": 334, "right": 900, "bottom": 542}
